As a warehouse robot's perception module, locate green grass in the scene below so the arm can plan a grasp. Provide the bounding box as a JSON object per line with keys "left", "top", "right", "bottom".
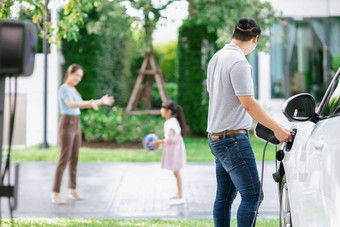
{"left": 10, "top": 133, "right": 278, "bottom": 163}
{"left": 1, "top": 218, "right": 279, "bottom": 226}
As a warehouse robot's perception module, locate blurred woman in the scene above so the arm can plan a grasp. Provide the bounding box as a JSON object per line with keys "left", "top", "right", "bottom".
{"left": 52, "top": 64, "right": 114, "bottom": 205}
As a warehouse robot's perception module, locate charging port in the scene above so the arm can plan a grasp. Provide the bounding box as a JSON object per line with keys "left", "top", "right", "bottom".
{"left": 285, "top": 129, "right": 297, "bottom": 151}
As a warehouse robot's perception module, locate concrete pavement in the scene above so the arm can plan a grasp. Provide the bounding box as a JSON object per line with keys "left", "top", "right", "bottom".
{"left": 1, "top": 162, "right": 280, "bottom": 219}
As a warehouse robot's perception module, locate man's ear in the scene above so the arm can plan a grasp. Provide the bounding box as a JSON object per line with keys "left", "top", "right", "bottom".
{"left": 253, "top": 35, "right": 259, "bottom": 44}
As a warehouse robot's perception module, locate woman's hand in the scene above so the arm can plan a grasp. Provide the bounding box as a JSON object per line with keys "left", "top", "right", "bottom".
{"left": 90, "top": 100, "right": 99, "bottom": 111}
{"left": 101, "top": 94, "right": 115, "bottom": 106}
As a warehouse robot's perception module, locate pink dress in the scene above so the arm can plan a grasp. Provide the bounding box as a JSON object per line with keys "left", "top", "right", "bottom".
{"left": 161, "top": 118, "right": 186, "bottom": 171}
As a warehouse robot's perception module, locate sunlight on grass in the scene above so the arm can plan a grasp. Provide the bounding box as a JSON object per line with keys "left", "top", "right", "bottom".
{"left": 1, "top": 218, "right": 279, "bottom": 227}
{"left": 10, "top": 133, "right": 278, "bottom": 163}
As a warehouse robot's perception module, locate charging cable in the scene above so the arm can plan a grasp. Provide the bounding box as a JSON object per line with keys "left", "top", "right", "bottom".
{"left": 251, "top": 135, "right": 277, "bottom": 227}
{"left": 0, "top": 76, "right": 17, "bottom": 226}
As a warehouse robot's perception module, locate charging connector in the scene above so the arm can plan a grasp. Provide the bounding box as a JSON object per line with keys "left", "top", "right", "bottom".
{"left": 251, "top": 135, "right": 276, "bottom": 227}
{"left": 252, "top": 123, "right": 296, "bottom": 226}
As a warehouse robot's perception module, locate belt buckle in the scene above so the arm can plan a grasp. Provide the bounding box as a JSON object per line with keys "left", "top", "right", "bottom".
{"left": 211, "top": 135, "right": 220, "bottom": 141}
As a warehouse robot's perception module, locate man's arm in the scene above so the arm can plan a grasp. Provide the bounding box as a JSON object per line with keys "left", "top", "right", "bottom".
{"left": 238, "top": 95, "right": 293, "bottom": 142}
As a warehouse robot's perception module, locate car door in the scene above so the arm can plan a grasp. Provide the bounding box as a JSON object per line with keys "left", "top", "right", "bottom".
{"left": 283, "top": 72, "right": 340, "bottom": 227}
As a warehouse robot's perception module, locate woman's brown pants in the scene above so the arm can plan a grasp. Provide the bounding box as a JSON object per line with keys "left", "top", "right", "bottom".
{"left": 52, "top": 115, "right": 81, "bottom": 193}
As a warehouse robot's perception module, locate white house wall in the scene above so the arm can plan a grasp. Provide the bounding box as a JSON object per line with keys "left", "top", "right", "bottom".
{"left": 266, "top": 0, "right": 340, "bottom": 17}
{"left": 4, "top": 53, "right": 61, "bottom": 147}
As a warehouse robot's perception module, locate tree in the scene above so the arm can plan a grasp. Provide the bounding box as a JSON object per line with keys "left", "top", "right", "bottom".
{"left": 125, "top": 0, "right": 180, "bottom": 51}
{"left": 0, "top": 0, "right": 101, "bottom": 45}
{"left": 62, "top": 0, "right": 133, "bottom": 105}
{"left": 123, "top": 0, "right": 182, "bottom": 112}
{"left": 186, "top": 0, "right": 279, "bottom": 50}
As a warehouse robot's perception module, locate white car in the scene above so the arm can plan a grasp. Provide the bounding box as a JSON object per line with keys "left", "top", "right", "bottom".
{"left": 278, "top": 68, "right": 340, "bottom": 227}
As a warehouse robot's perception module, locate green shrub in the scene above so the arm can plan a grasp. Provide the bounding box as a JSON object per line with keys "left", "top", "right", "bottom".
{"left": 80, "top": 107, "right": 164, "bottom": 143}
{"left": 331, "top": 53, "right": 340, "bottom": 72}
{"left": 177, "top": 21, "right": 217, "bottom": 135}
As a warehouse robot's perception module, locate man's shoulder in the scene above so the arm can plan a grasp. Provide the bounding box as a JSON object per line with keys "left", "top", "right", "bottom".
{"left": 230, "top": 60, "right": 250, "bottom": 70}
{"left": 214, "top": 46, "right": 246, "bottom": 63}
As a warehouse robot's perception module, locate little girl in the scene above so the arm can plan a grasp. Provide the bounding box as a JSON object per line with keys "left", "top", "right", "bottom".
{"left": 151, "top": 100, "right": 187, "bottom": 205}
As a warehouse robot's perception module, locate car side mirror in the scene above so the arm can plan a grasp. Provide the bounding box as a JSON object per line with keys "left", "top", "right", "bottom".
{"left": 283, "top": 93, "right": 316, "bottom": 122}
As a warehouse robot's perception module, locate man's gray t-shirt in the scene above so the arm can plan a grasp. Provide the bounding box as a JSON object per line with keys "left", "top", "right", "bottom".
{"left": 207, "top": 44, "right": 254, "bottom": 133}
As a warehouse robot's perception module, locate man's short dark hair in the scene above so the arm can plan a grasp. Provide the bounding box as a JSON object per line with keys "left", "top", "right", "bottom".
{"left": 232, "top": 17, "right": 261, "bottom": 41}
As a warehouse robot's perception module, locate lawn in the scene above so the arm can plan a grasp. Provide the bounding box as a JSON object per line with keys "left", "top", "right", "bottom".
{"left": 1, "top": 218, "right": 279, "bottom": 227}
{"left": 10, "top": 133, "right": 279, "bottom": 163}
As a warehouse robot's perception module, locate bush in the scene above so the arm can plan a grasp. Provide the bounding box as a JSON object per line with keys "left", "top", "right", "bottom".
{"left": 177, "top": 21, "right": 217, "bottom": 135}
{"left": 331, "top": 53, "right": 340, "bottom": 72}
{"left": 80, "top": 107, "right": 164, "bottom": 143}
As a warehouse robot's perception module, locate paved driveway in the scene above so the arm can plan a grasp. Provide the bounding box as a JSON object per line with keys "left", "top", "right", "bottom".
{"left": 1, "top": 162, "right": 279, "bottom": 219}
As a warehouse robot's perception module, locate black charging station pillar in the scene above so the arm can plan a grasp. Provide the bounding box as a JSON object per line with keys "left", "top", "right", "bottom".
{"left": 0, "top": 19, "right": 37, "bottom": 210}
{"left": 0, "top": 77, "right": 5, "bottom": 173}
{"left": 41, "top": 0, "right": 50, "bottom": 149}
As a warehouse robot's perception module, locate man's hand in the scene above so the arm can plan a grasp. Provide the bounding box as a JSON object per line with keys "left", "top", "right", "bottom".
{"left": 238, "top": 95, "right": 294, "bottom": 143}
{"left": 273, "top": 126, "right": 294, "bottom": 143}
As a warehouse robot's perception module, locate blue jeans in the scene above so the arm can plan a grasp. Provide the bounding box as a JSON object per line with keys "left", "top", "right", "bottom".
{"left": 208, "top": 133, "right": 263, "bottom": 227}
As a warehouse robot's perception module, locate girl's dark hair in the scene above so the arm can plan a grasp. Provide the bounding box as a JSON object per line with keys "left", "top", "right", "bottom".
{"left": 232, "top": 17, "right": 261, "bottom": 41}
{"left": 162, "top": 100, "right": 186, "bottom": 136}
{"left": 63, "top": 64, "right": 83, "bottom": 83}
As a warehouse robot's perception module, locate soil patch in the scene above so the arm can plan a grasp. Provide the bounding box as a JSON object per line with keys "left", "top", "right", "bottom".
{"left": 81, "top": 141, "right": 143, "bottom": 149}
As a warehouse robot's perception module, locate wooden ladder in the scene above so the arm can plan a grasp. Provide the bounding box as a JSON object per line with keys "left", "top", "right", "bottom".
{"left": 126, "top": 51, "right": 169, "bottom": 115}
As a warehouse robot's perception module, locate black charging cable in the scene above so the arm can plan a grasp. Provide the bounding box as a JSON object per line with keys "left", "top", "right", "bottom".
{"left": 0, "top": 77, "right": 17, "bottom": 226}
{"left": 251, "top": 135, "right": 277, "bottom": 227}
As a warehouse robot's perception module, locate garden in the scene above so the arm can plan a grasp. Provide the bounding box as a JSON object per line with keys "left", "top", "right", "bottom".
{"left": 1, "top": 0, "right": 282, "bottom": 226}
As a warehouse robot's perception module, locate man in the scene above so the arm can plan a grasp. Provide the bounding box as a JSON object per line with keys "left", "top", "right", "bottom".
{"left": 207, "top": 17, "right": 292, "bottom": 227}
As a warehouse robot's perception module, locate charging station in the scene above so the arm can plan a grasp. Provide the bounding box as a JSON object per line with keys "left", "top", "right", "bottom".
{"left": 0, "top": 19, "right": 37, "bottom": 213}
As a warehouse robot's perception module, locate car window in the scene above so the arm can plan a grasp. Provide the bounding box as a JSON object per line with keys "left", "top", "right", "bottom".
{"left": 321, "top": 77, "right": 340, "bottom": 117}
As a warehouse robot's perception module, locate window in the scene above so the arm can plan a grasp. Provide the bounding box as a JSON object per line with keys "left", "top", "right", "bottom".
{"left": 320, "top": 76, "right": 340, "bottom": 117}
{"left": 269, "top": 18, "right": 331, "bottom": 101}
{"left": 248, "top": 50, "right": 259, "bottom": 99}
{"left": 270, "top": 23, "right": 284, "bottom": 98}
{"left": 289, "top": 21, "right": 326, "bottom": 102}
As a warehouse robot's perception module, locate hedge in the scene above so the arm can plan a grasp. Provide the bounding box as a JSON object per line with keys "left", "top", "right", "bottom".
{"left": 177, "top": 21, "right": 217, "bottom": 135}
{"left": 62, "top": 2, "right": 133, "bottom": 105}
{"left": 80, "top": 107, "right": 164, "bottom": 144}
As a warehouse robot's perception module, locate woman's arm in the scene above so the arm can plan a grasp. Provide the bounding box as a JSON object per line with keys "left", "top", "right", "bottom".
{"left": 65, "top": 94, "right": 115, "bottom": 110}
{"left": 65, "top": 98, "right": 98, "bottom": 109}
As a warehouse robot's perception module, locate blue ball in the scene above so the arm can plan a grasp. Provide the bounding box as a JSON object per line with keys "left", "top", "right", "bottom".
{"left": 142, "top": 133, "right": 160, "bottom": 151}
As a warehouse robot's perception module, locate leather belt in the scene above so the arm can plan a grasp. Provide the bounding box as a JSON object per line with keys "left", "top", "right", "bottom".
{"left": 210, "top": 129, "right": 247, "bottom": 141}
